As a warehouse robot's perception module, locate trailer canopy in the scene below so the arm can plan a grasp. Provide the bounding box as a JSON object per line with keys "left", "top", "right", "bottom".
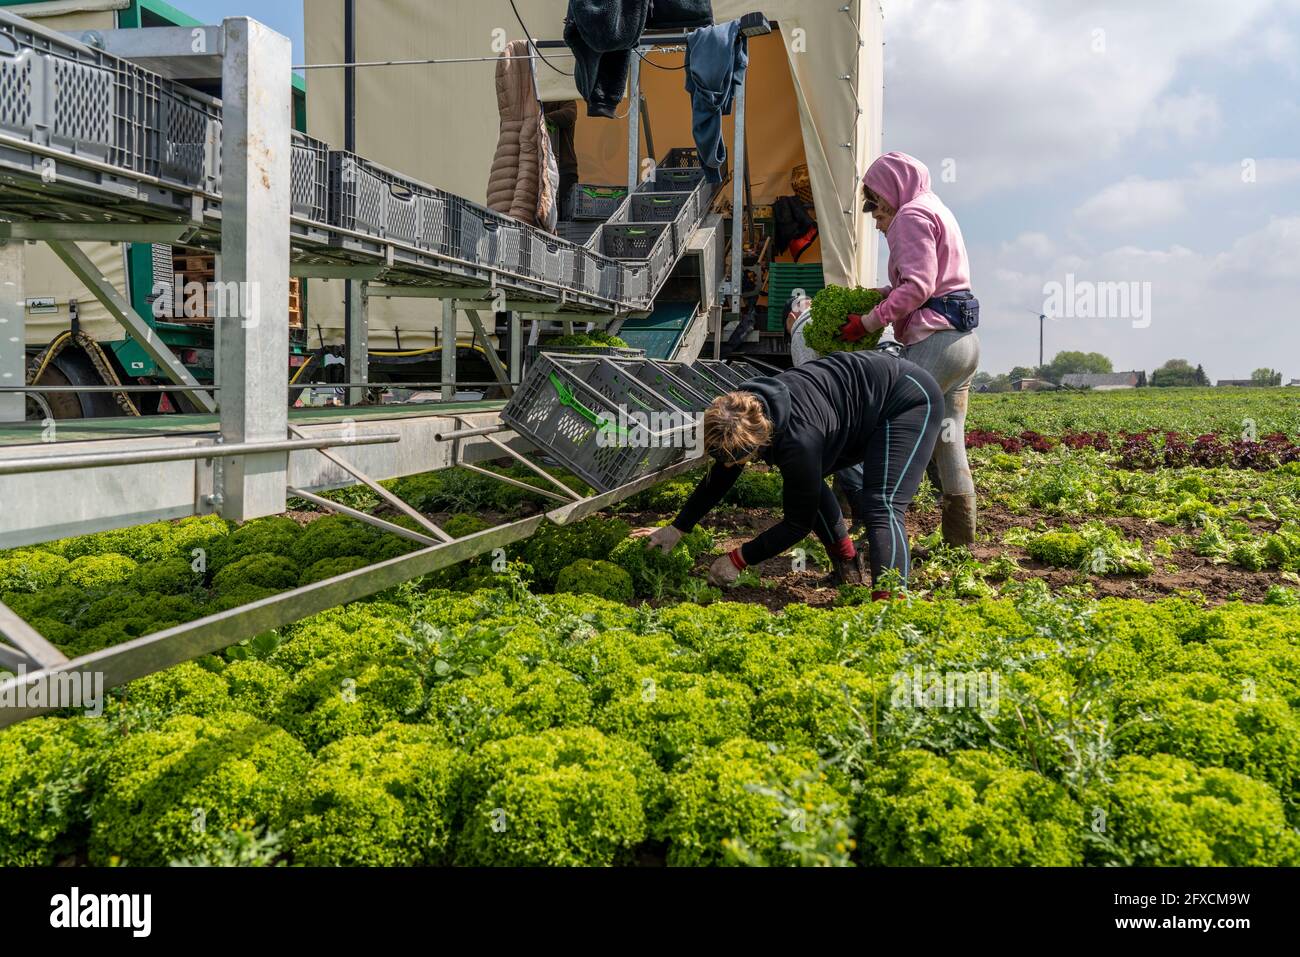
{"left": 304, "top": 0, "right": 882, "bottom": 349}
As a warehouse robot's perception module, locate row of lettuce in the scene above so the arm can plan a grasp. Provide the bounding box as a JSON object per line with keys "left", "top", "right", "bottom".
{"left": 3, "top": 581, "right": 1299, "bottom": 866}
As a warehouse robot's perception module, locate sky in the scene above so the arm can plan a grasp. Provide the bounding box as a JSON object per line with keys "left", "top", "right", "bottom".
{"left": 174, "top": 1, "right": 1297, "bottom": 381}
{"left": 878, "top": 0, "right": 1300, "bottom": 380}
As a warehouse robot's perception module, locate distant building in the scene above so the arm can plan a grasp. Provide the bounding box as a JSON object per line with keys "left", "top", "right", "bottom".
{"left": 1060, "top": 371, "right": 1147, "bottom": 390}
{"left": 1011, "top": 377, "right": 1054, "bottom": 392}
{"left": 1288, "top": 379, "right": 1300, "bottom": 387}
{"left": 1217, "top": 379, "right": 1258, "bottom": 387}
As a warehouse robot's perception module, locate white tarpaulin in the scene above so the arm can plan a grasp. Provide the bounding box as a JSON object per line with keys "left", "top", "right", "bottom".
{"left": 304, "top": 0, "right": 882, "bottom": 348}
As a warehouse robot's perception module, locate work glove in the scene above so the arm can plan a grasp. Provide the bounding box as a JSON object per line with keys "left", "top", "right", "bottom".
{"left": 633, "top": 525, "right": 683, "bottom": 554}
{"left": 708, "top": 553, "right": 743, "bottom": 587}
{"left": 838, "top": 312, "right": 871, "bottom": 342}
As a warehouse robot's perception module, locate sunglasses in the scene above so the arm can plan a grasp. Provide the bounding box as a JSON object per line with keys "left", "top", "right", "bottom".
{"left": 862, "top": 186, "right": 880, "bottom": 214}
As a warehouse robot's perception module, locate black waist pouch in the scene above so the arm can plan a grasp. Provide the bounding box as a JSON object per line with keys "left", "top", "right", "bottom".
{"left": 925, "top": 291, "right": 979, "bottom": 332}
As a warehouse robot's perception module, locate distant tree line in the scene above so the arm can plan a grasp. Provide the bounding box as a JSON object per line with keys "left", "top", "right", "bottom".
{"left": 971, "top": 354, "right": 1288, "bottom": 392}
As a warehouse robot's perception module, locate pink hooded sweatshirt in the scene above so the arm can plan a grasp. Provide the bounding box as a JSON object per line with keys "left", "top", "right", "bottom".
{"left": 862, "top": 152, "right": 972, "bottom": 346}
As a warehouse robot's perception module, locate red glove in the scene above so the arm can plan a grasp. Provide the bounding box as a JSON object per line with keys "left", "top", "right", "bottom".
{"left": 839, "top": 313, "right": 869, "bottom": 343}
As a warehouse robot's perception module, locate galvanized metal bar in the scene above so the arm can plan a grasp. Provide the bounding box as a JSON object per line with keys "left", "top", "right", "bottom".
{"left": 0, "top": 434, "right": 399, "bottom": 477}
{"left": 0, "top": 642, "right": 33, "bottom": 673}
{"left": 45, "top": 240, "right": 217, "bottom": 413}
{"left": 1, "top": 223, "right": 195, "bottom": 243}
{"left": 288, "top": 424, "right": 452, "bottom": 542}
{"left": 545, "top": 453, "right": 705, "bottom": 525}
{"left": 628, "top": 50, "right": 642, "bottom": 195}
{"left": 433, "top": 424, "right": 509, "bottom": 442}
{"left": 347, "top": 280, "right": 370, "bottom": 407}
{"left": 440, "top": 299, "right": 456, "bottom": 402}
{"left": 459, "top": 461, "right": 572, "bottom": 504}
{"left": 0, "top": 242, "right": 23, "bottom": 424}
{"left": 467, "top": 310, "right": 514, "bottom": 397}
{"left": 508, "top": 312, "right": 522, "bottom": 386}
{"left": 219, "top": 16, "right": 293, "bottom": 521}
{"left": 0, "top": 385, "right": 224, "bottom": 394}
{"left": 291, "top": 263, "right": 388, "bottom": 280}
{"left": 0, "top": 599, "right": 68, "bottom": 669}
{"left": 287, "top": 487, "right": 444, "bottom": 546}
{"left": 482, "top": 433, "right": 583, "bottom": 501}
{"left": 731, "top": 73, "right": 746, "bottom": 316}
{"left": 0, "top": 516, "right": 547, "bottom": 727}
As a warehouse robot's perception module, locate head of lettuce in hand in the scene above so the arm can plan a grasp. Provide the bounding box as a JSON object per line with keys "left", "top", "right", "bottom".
{"left": 802, "top": 286, "right": 885, "bottom": 356}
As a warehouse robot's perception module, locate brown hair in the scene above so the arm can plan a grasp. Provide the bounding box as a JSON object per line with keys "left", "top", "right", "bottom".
{"left": 703, "top": 391, "right": 773, "bottom": 465}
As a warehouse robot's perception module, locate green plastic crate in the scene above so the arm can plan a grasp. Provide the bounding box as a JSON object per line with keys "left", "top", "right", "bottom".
{"left": 766, "top": 263, "right": 825, "bottom": 332}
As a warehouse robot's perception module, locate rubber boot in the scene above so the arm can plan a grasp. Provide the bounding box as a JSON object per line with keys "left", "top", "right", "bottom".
{"left": 940, "top": 493, "right": 978, "bottom": 548}
{"left": 824, "top": 553, "right": 868, "bottom": 587}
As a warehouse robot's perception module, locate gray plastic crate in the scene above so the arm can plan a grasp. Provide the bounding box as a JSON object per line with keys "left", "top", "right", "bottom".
{"left": 654, "top": 359, "right": 728, "bottom": 402}
{"left": 529, "top": 233, "right": 574, "bottom": 286}
{"left": 694, "top": 359, "right": 747, "bottom": 390}
{"left": 586, "top": 254, "right": 622, "bottom": 301}
{"left": 614, "top": 357, "right": 713, "bottom": 414}
{"left": 501, "top": 354, "right": 687, "bottom": 492}
{"left": 571, "top": 182, "right": 629, "bottom": 220}
{"left": 486, "top": 217, "right": 525, "bottom": 274}
{"left": 290, "top": 131, "right": 329, "bottom": 222}
{"left": 525, "top": 343, "right": 645, "bottom": 365}
{"left": 622, "top": 263, "right": 650, "bottom": 305}
{"left": 556, "top": 220, "right": 600, "bottom": 246}
{"left": 159, "top": 80, "right": 220, "bottom": 190}
{"left": 419, "top": 190, "right": 450, "bottom": 253}
{"left": 454, "top": 197, "right": 491, "bottom": 264}
{"left": 328, "top": 151, "right": 427, "bottom": 244}
{"left": 0, "top": 20, "right": 114, "bottom": 163}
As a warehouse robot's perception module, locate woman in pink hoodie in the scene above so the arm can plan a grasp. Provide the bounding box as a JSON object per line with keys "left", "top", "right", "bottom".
{"left": 840, "top": 152, "right": 981, "bottom": 545}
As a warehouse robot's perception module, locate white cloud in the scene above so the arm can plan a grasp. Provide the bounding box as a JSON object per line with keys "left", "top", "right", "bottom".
{"left": 1071, "top": 159, "right": 1300, "bottom": 230}
{"left": 1075, "top": 177, "right": 1187, "bottom": 230}
{"left": 969, "top": 219, "right": 1300, "bottom": 379}
{"left": 881, "top": 0, "right": 1290, "bottom": 198}
{"left": 1143, "top": 90, "right": 1222, "bottom": 141}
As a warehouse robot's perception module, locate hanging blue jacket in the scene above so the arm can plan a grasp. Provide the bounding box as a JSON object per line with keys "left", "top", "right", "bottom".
{"left": 684, "top": 20, "right": 748, "bottom": 184}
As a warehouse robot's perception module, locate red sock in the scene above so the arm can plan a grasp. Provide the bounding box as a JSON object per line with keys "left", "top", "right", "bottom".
{"left": 728, "top": 548, "right": 747, "bottom": 571}
{"left": 872, "top": 590, "right": 894, "bottom": 602}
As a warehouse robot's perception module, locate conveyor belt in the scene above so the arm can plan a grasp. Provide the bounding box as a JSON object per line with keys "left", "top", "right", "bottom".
{"left": 0, "top": 9, "right": 713, "bottom": 319}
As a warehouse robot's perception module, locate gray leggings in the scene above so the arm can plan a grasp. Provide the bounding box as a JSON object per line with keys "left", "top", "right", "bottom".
{"left": 902, "top": 330, "right": 980, "bottom": 496}
{"left": 835, "top": 330, "right": 981, "bottom": 508}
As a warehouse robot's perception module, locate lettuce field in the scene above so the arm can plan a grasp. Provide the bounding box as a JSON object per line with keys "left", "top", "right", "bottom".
{"left": 3, "top": 386, "right": 1300, "bottom": 867}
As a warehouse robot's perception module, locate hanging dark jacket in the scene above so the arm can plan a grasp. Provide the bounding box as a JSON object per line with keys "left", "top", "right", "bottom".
{"left": 684, "top": 19, "right": 748, "bottom": 183}
{"left": 564, "top": 0, "right": 649, "bottom": 118}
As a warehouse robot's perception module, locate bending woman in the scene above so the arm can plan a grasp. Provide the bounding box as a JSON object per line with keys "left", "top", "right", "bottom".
{"left": 640, "top": 351, "right": 943, "bottom": 595}
{"left": 839, "top": 152, "right": 981, "bottom": 546}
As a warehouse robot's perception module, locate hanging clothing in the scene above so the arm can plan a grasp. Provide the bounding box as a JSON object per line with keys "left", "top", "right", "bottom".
{"left": 684, "top": 19, "right": 748, "bottom": 184}
{"left": 564, "top": 0, "right": 649, "bottom": 119}
{"left": 772, "top": 195, "right": 817, "bottom": 260}
{"left": 486, "top": 39, "right": 558, "bottom": 228}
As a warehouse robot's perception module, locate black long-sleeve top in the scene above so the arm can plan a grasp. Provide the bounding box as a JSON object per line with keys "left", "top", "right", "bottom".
{"left": 671, "top": 351, "right": 922, "bottom": 565}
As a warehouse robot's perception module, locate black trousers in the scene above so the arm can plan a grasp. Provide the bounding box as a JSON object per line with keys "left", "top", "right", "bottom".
{"left": 810, "top": 369, "right": 943, "bottom": 583}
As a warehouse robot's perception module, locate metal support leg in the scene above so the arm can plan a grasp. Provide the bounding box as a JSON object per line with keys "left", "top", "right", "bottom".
{"left": 440, "top": 298, "right": 456, "bottom": 401}
{"left": 45, "top": 241, "right": 216, "bottom": 413}
{"left": 467, "top": 310, "right": 513, "bottom": 397}
{"left": 730, "top": 76, "right": 746, "bottom": 317}
{"left": 628, "top": 50, "right": 642, "bottom": 194}
{"left": 0, "top": 243, "right": 23, "bottom": 423}
{"left": 509, "top": 312, "right": 522, "bottom": 386}
{"left": 347, "top": 279, "right": 368, "bottom": 406}
{"left": 218, "top": 16, "right": 292, "bottom": 521}
{"left": 0, "top": 599, "right": 67, "bottom": 669}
